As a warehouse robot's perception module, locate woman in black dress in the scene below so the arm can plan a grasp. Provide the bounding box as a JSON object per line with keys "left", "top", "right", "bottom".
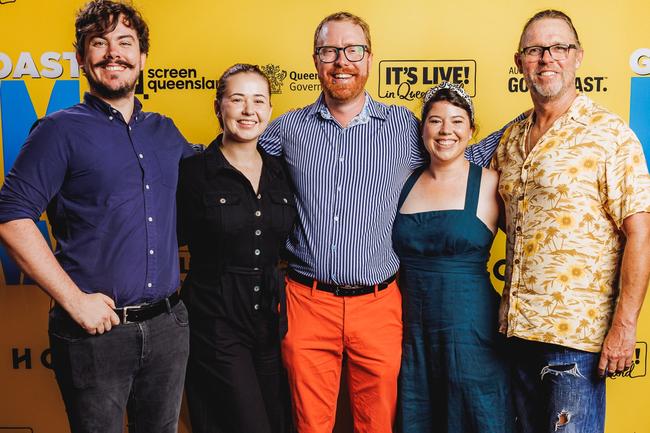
{"left": 177, "top": 64, "right": 295, "bottom": 433}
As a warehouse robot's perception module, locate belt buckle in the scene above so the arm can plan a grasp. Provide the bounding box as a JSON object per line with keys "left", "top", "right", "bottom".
{"left": 121, "top": 305, "right": 142, "bottom": 324}
{"left": 336, "top": 284, "right": 362, "bottom": 296}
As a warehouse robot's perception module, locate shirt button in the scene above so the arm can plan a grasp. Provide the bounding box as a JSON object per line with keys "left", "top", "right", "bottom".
{"left": 148, "top": 217, "right": 153, "bottom": 222}
{"left": 255, "top": 229, "right": 261, "bottom": 236}
{"left": 337, "top": 186, "right": 342, "bottom": 192}
{"left": 339, "top": 158, "right": 344, "bottom": 163}
{"left": 138, "top": 153, "right": 144, "bottom": 159}
{"left": 516, "top": 226, "right": 522, "bottom": 232}
{"left": 253, "top": 304, "right": 260, "bottom": 311}
{"left": 257, "top": 194, "right": 262, "bottom": 199}
{"left": 255, "top": 210, "right": 261, "bottom": 217}
{"left": 332, "top": 244, "right": 336, "bottom": 250}
{"left": 254, "top": 249, "right": 261, "bottom": 255}
{"left": 523, "top": 164, "right": 530, "bottom": 170}
{"left": 145, "top": 184, "right": 150, "bottom": 190}
{"left": 253, "top": 286, "right": 260, "bottom": 292}
{"left": 149, "top": 249, "right": 154, "bottom": 255}
{"left": 334, "top": 216, "right": 339, "bottom": 222}
{"left": 219, "top": 198, "right": 227, "bottom": 204}
{"left": 283, "top": 197, "right": 288, "bottom": 203}
{"left": 129, "top": 126, "right": 132, "bottom": 131}
{"left": 108, "top": 116, "right": 114, "bottom": 121}
{"left": 147, "top": 283, "right": 152, "bottom": 288}
{"left": 514, "top": 259, "right": 520, "bottom": 265}
{"left": 518, "top": 195, "right": 524, "bottom": 201}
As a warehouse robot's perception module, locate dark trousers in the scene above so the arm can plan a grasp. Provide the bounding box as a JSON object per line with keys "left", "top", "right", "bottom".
{"left": 185, "top": 314, "right": 291, "bottom": 433}
{"left": 48, "top": 300, "right": 190, "bottom": 433}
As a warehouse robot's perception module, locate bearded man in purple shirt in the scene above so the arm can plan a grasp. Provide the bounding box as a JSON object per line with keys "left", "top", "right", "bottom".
{"left": 0, "top": 2, "right": 193, "bottom": 432}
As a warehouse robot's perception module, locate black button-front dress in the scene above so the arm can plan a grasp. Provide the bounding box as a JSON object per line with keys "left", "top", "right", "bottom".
{"left": 177, "top": 134, "right": 296, "bottom": 433}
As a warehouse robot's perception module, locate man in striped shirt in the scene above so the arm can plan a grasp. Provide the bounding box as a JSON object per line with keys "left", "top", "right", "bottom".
{"left": 260, "top": 12, "right": 509, "bottom": 433}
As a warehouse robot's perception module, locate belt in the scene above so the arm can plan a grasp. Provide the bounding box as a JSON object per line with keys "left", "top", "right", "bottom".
{"left": 288, "top": 269, "right": 396, "bottom": 297}
{"left": 114, "top": 292, "right": 180, "bottom": 324}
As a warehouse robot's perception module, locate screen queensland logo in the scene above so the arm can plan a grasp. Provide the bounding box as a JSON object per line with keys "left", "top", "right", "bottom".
{"left": 630, "top": 48, "right": 650, "bottom": 172}
{"left": 135, "top": 66, "right": 218, "bottom": 99}
{"left": 378, "top": 60, "right": 477, "bottom": 101}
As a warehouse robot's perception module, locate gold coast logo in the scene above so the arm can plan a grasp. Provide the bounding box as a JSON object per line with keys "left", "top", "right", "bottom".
{"left": 0, "top": 51, "right": 79, "bottom": 79}
{"left": 378, "top": 60, "right": 477, "bottom": 101}
{"left": 260, "top": 64, "right": 287, "bottom": 94}
{"left": 506, "top": 66, "right": 608, "bottom": 93}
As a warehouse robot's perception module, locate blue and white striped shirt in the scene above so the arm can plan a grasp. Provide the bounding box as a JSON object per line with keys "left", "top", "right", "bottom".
{"left": 260, "top": 93, "right": 511, "bottom": 285}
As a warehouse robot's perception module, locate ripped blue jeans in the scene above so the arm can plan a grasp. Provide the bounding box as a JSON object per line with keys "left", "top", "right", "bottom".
{"left": 508, "top": 337, "right": 605, "bottom": 433}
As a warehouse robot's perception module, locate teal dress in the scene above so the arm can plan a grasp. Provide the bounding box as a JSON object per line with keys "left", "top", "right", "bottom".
{"left": 393, "top": 163, "right": 513, "bottom": 433}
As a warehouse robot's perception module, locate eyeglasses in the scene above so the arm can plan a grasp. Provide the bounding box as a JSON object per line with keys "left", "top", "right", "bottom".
{"left": 519, "top": 44, "right": 578, "bottom": 61}
{"left": 314, "top": 45, "right": 369, "bottom": 63}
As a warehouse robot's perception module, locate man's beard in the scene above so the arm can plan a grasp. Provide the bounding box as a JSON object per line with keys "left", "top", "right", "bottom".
{"left": 321, "top": 68, "right": 367, "bottom": 103}
{"left": 526, "top": 71, "right": 572, "bottom": 100}
{"left": 86, "top": 60, "right": 139, "bottom": 100}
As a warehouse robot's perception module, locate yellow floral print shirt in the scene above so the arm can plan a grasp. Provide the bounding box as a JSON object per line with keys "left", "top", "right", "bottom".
{"left": 492, "top": 94, "right": 650, "bottom": 352}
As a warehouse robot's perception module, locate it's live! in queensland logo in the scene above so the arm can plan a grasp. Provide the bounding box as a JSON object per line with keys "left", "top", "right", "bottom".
{"left": 377, "top": 59, "right": 476, "bottom": 101}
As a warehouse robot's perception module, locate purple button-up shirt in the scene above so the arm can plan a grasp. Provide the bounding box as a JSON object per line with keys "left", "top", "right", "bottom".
{"left": 0, "top": 93, "right": 194, "bottom": 306}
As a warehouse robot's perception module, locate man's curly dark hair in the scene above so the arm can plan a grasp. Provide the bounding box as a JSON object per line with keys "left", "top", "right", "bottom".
{"left": 74, "top": 0, "right": 149, "bottom": 58}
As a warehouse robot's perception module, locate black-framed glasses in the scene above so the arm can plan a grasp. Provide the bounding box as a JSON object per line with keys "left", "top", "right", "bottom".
{"left": 314, "top": 45, "right": 369, "bottom": 63}
{"left": 519, "top": 44, "right": 578, "bottom": 61}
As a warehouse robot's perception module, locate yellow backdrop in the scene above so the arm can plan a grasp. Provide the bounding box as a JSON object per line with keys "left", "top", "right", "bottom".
{"left": 1, "top": 1, "right": 649, "bottom": 432}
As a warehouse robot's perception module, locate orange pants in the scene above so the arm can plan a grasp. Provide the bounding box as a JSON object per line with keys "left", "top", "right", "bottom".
{"left": 281, "top": 276, "right": 402, "bottom": 433}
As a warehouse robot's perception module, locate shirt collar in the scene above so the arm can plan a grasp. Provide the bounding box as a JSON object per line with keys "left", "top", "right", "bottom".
{"left": 310, "top": 92, "right": 388, "bottom": 126}
{"left": 205, "top": 134, "right": 284, "bottom": 180}
{"left": 524, "top": 93, "right": 592, "bottom": 130}
{"left": 565, "top": 93, "right": 592, "bottom": 125}
{"left": 83, "top": 92, "right": 143, "bottom": 123}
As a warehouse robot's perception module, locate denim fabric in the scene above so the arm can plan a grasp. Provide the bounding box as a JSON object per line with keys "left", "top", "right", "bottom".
{"left": 508, "top": 337, "right": 605, "bottom": 433}
{"left": 48, "top": 301, "right": 190, "bottom": 433}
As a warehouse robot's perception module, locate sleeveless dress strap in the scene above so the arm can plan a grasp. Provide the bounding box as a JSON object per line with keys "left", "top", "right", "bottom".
{"left": 398, "top": 167, "right": 425, "bottom": 210}
{"left": 464, "top": 163, "right": 482, "bottom": 213}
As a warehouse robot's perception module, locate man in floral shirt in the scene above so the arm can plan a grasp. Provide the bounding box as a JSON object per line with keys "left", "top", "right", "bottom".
{"left": 493, "top": 9, "right": 650, "bottom": 433}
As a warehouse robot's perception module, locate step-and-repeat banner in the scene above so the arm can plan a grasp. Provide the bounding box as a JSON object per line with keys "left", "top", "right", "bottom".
{"left": 1, "top": 0, "right": 649, "bottom": 432}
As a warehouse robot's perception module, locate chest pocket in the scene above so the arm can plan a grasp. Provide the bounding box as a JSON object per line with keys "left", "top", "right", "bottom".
{"left": 268, "top": 191, "right": 297, "bottom": 234}
{"left": 203, "top": 191, "right": 245, "bottom": 233}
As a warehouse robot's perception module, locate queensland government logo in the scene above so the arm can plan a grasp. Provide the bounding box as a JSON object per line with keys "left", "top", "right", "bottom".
{"left": 378, "top": 59, "right": 477, "bottom": 101}
{"left": 259, "top": 63, "right": 321, "bottom": 94}
{"left": 260, "top": 64, "right": 287, "bottom": 94}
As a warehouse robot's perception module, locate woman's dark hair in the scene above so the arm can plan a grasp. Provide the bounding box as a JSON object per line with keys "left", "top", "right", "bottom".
{"left": 214, "top": 64, "right": 272, "bottom": 128}
{"left": 420, "top": 88, "right": 475, "bottom": 134}
{"left": 75, "top": 0, "right": 149, "bottom": 58}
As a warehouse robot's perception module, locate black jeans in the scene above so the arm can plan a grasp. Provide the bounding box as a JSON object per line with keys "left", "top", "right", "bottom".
{"left": 48, "top": 300, "right": 190, "bottom": 433}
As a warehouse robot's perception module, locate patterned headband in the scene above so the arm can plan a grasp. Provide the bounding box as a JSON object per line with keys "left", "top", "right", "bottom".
{"left": 423, "top": 81, "right": 474, "bottom": 122}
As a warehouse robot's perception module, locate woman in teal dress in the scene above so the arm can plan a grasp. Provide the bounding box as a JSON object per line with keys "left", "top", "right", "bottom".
{"left": 394, "top": 82, "right": 514, "bottom": 433}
